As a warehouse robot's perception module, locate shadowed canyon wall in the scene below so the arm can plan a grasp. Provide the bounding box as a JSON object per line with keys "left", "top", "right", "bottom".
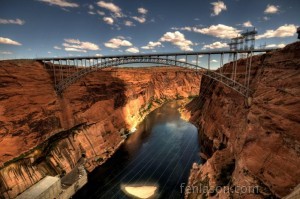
{"left": 183, "top": 42, "right": 300, "bottom": 198}
{"left": 0, "top": 62, "right": 200, "bottom": 199}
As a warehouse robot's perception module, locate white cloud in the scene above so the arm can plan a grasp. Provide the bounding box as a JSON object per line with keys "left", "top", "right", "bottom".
{"left": 243, "top": 21, "right": 253, "bottom": 27}
{"left": 171, "top": 27, "right": 192, "bottom": 31}
{"left": 202, "top": 41, "right": 228, "bottom": 49}
{"left": 97, "top": 1, "right": 122, "bottom": 17}
{"left": 193, "top": 24, "right": 241, "bottom": 39}
{"left": 160, "top": 31, "right": 193, "bottom": 51}
{"left": 88, "top": 11, "right": 96, "bottom": 15}
{"left": 138, "top": 7, "right": 148, "bottom": 14}
{"left": 178, "top": 58, "right": 186, "bottom": 62}
{"left": 256, "top": 24, "right": 297, "bottom": 39}
{"left": 141, "top": 41, "right": 162, "bottom": 50}
{"left": 95, "top": 53, "right": 103, "bottom": 56}
{"left": 126, "top": 47, "right": 139, "bottom": 53}
{"left": 104, "top": 38, "right": 132, "bottom": 48}
{"left": 124, "top": 20, "right": 135, "bottom": 27}
{"left": 264, "top": 4, "right": 279, "bottom": 14}
{"left": 54, "top": 46, "right": 62, "bottom": 50}
{"left": 211, "top": 1, "right": 227, "bottom": 16}
{"left": 39, "top": 0, "right": 79, "bottom": 8}
{"left": 89, "top": 4, "right": 94, "bottom": 10}
{"left": 0, "top": 37, "right": 22, "bottom": 45}
{"left": 65, "top": 48, "right": 87, "bottom": 52}
{"left": 211, "top": 59, "right": 218, "bottom": 62}
{"left": 0, "top": 51, "right": 12, "bottom": 55}
{"left": 63, "top": 39, "right": 100, "bottom": 53}
{"left": 0, "top": 18, "right": 25, "bottom": 25}
{"left": 266, "top": 43, "right": 286, "bottom": 48}
{"left": 132, "top": 16, "right": 146, "bottom": 23}
{"left": 97, "top": 10, "right": 105, "bottom": 16}
{"left": 103, "top": 17, "right": 114, "bottom": 25}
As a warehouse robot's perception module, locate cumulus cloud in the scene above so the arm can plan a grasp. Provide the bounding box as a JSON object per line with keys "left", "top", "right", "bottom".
{"left": 132, "top": 16, "right": 146, "bottom": 23}
{"left": 97, "top": 1, "right": 122, "bottom": 17}
{"left": 138, "top": 7, "right": 148, "bottom": 14}
{"left": 104, "top": 38, "right": 132, "bottom": 48}
{"left": 141, "top": 41, "right": 162, "bottom": 50}
{"left": 97, "top": 11, "right": 105, "bottom": 16}
{"left": 160, "top": 31, "right": 193, "bottom": 51}
{"left": 211, "top": 59, "right": 218, "bottom": 62}
{"left": 54, "top": 46, "right": 62, "bottom": 50}
{"left": 0, "top": 37, "right": 22, "bottom": 45}
{"left": 256, "top": 24, "right": 297, "bottom": 39}
{"left": 264, "top": 4, "right": 279, "bottom": 14}
{"left": 211, "top": 1, "right": 227, "bottom": 16}
{"left": 202, "top": 41, "right": 228, "bottom": 49}
{"left": 243, "top": 21, "right": 253, "bottom": 27}
{"left": 103, "top": 17, "right": 114, "bottom": 25}
{"left": 126, "top": 47, "right": 139, "bottom": 53}
{"left": 266, "top": 43, "right": 286, "bottom": 48}
{"left": 63, "top": 39, "right": 100, "bottom": 53}
{"left": 124, "top": 20, "right": 135, "bottom": 27}
{"left": 39, "top": 0, "right": 79, "bottom": 8}
{"left": 193, "top": 24, "right": 241, "bottom": 39}
{"left": 0, "top": 18, "right": 25, "bottom": 25}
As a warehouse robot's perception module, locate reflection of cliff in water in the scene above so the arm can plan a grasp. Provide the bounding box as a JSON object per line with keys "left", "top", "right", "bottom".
{"left": 74, "top": 101, "right": 201, "bottom": 199}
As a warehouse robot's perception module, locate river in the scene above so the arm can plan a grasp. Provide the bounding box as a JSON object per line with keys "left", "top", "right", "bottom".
{"left": 73, "top": 100, "right": 201, "bottom": 199}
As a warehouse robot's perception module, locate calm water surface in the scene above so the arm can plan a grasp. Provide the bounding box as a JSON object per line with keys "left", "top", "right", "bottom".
{"left": 74, "top": 101, "right": 201, "bottom": 199}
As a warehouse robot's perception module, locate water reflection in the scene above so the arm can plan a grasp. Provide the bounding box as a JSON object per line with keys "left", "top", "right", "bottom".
{"left": 74, "top": 101, "right": 201, "bottom": 199}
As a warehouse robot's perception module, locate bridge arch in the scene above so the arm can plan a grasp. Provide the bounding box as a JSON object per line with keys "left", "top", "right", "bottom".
{"left": 51, "top": 56, "right": 250, "bottom": 97}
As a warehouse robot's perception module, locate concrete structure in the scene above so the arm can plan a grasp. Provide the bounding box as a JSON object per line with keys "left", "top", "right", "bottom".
{"left": 16, "top": 176, "right": 61, "bottom": 199}
{"left": 15, "top": 166, "right": 87, "bottom": 199}
{"left": 58, "top": 166, "right": 87, "bottom": 199}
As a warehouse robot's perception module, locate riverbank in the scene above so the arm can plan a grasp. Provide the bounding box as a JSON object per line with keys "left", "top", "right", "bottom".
{"left": 73, "top": 100, "right": 201, "bottom": 199}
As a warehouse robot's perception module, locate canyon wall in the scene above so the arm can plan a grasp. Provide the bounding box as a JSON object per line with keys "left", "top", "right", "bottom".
{"left": 0, "top": 62, "right": 200, "bottom": 199}
{"left": 184, "top": 42, "right": 300, "bottom": 198}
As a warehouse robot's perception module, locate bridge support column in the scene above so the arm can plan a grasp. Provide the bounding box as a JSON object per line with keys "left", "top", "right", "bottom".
{"left": 208, "top": 54, "right": 210, "bottom": 70}
{"left": 246, "top": 52, "right": 253, "bottom": 97}
{"left": 220, "top": 53, "right": 224, "bottom": 81}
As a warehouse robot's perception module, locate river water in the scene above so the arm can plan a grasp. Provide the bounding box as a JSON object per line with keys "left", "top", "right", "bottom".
{"left": 74, "top": 101, "right": 201, "bottom": 199}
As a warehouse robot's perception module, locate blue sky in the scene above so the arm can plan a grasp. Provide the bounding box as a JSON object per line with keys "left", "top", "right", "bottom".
{"left": 0, "top": 0, "right": 299, "bottom": 59}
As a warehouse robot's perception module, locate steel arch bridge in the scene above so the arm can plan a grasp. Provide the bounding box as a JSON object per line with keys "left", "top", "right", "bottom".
{"left": 39, "top": 48, "right": 276, "bottom": 97}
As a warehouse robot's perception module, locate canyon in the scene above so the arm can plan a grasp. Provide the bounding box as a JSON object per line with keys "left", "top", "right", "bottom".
{"left": 0, "top": 42, "right": 299, "bottom": 199}
{"left": 0, "top": 63, "right": 200, "bottom": 198}
{"left": 183, "top": 42, "right": 300, "bottom": 198}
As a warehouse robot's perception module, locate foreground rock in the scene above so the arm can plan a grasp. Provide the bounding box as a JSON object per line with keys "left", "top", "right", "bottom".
{"left": 0, "top": 62, "right": 200, "bottom": 199}
{"left": 183, "top": 42, "right": 300, "bottom": 198}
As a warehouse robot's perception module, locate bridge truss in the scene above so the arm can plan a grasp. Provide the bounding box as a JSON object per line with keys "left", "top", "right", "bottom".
{"left": 38, "top": 48, "right": 275, "bottom": 97}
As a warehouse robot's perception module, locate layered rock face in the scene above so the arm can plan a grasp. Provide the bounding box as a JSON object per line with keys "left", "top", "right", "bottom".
{"left": 184, "top": 42, "right": 300, "bottom": 198}
{"left": 0, "top": 62, "right": 200, "bottom": 199}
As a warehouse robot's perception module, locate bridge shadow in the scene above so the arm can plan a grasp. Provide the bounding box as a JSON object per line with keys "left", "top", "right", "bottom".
{"left": 184, "top": 76, "right": 216, "bottom": 162}
{"left": 43, "top": 63, "right": 127, "bottom": 110}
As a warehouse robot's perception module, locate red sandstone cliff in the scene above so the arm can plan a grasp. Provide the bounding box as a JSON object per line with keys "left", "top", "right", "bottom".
{"left": 0, "top": 62, "right": 200, "bottom": 199}
{"left": 184, "top": 42, "right": 300, "bottom": 199}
